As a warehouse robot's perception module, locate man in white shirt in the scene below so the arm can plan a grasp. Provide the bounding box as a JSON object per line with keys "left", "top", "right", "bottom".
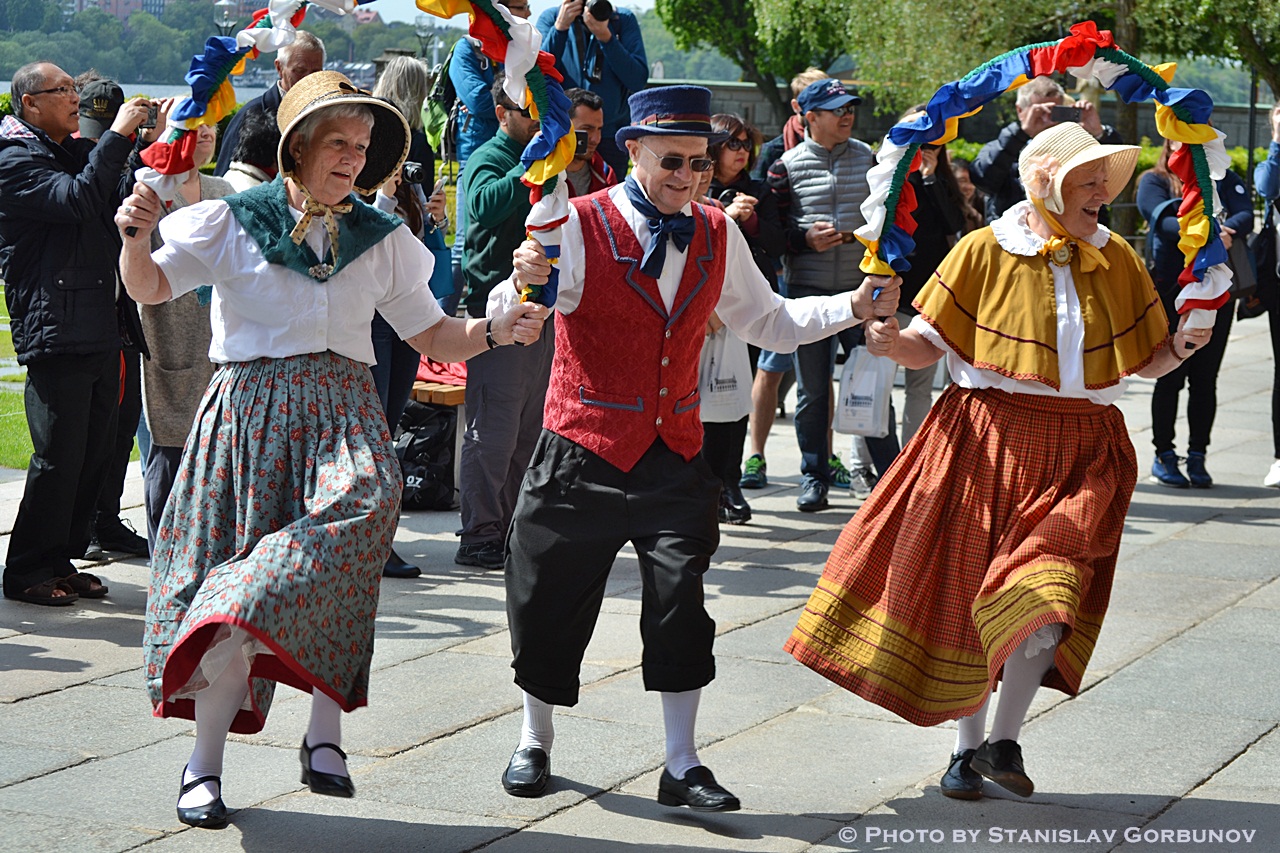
{"left": 491, "top": 85, "right": 898, "bottom": 811}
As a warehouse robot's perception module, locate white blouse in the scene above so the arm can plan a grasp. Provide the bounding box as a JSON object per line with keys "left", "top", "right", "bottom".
{"left": 488, "top": 181, "right": 860, "bottom": 353}
{"left": 153, "top": 199, "right": 444, "bottom": 365}
{"left": 909, "top": 201, "right": 1127, "bottom": 406}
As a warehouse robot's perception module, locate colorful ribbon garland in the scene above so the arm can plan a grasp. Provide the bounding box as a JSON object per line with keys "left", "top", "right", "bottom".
{"left": 857, "top": 21, "right": 1231, "bottom": 327}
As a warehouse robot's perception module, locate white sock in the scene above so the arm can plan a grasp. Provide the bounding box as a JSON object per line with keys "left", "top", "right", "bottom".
{"left": 662, "top": 689, "right": 701, "bottom": 779}
{"left": 180, "top": 649, "right": 249, "bottom": 809}
{"left": 988, "top": 628, "right": 1060, "bottom": 744}
{"left": 305, "top": 689, "right": 347, "bottom": 777}
{"left": 517, "top": 691, "right": 555, "bottom": 753}
{"left": 954, "top": 693, "right": 990, "bottom": 754}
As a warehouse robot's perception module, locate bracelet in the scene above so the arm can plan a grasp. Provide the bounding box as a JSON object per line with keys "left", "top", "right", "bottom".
{"left": 1170, "top": 336, "right": 1188, "bottom": 361}
{"left": 485, "top": 317, "right": 501, "bottom": 349}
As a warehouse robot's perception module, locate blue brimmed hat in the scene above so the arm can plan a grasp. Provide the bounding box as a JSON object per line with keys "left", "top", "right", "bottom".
{"left": 615, "top": 85, "right": 729, "bottom": 147}
{"left": 796, "top": 78, "right": 861, "bottom": 114}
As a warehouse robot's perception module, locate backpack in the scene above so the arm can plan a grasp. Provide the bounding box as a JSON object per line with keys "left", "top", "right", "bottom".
{"left": 395, "top": 400, "right": 458, "bottom": 511}
{"left": 424, "top": 40, "right": 463, "bottom": 162}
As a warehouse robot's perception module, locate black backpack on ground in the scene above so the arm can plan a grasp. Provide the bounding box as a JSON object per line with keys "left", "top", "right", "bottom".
{"left": 396, "top": 400, "right": 458, "bottom": 511}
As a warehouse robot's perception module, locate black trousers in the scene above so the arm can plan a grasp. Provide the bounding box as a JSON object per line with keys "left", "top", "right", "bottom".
{"left": 96, "top": 349, "right": 141, "bottom": 522}
{"left": 506, "top": 431, "right": 720, "bottom": 706}
{"left": 143, "top": 443, "right": 184, "bottom": 552}
{"left": 701, "top": 417, "right": 748, "bottom": 487}
{"left": 4, "top": 351, "right": 120, "bottom": 593}
{"left": 1151, "top": 296, "right": 1233, "bottom": 455}
{"left": 1271, "top": 299, "right": 1280, "bottom": 458}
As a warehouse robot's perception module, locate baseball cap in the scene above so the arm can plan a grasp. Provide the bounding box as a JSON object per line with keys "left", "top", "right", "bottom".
{"left": 78, "top": 79, "right": 125, "bottom": 139}
{"left": 796, "top": 78, "right": 861, "bottom": 114}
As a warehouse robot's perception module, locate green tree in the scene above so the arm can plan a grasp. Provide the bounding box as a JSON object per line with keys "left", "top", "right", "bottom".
{"left": 125, "top": 11, "right": 184, "bottom": 84}
{"left": 655, "top": 0, "right": 844, "bottom": 125}
{"left": 0, "top": 0, "right": 48, "bottom": 33}
{"left": 70, "top": 7, "right": 123, "bottom": 48}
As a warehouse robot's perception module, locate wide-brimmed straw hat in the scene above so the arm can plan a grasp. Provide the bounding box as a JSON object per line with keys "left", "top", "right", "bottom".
{"left": 615, "top": 85, "right": 729, "bottom": 147}
{"left": 276, "top": 70, "right": 409, "bottom": 195}
{"left": 1018, "top": 121, "right": 1139, "bottom": 215}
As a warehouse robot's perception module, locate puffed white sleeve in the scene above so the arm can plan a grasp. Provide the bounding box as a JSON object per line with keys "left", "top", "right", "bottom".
{"left": 487, "top": 204, "right": 587, "bottom": 317}
{"left": 373, "top": 224, "right": 448, "bottom": 340}
{"left": 152, "top": 200, "right": 243, "bottom": 299}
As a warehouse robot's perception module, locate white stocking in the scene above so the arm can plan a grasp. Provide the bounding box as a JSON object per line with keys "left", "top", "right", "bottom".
{"left": 305, "top": 689, "right": 347, "bottom": 777}
{"left": 954, "top": 693, "right": 990, "bottom": 754}
{"left": 517, "top": 691, "right": 555, "bottom": 753}
{"left": 988, "top": 626, "right": 1061, "bottom": 744}
{"left": 661, "top": 689, "right": 701, "bottom": 779}
{"left": 180, "top": 647, "right": 249, "bottom": 808}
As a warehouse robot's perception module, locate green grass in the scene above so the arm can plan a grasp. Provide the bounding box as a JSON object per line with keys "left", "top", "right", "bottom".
{"left": 0, "top": 389, "right": 33, "bottom": 469}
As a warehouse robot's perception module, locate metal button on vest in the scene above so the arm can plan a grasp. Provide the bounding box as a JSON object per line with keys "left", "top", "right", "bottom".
{"left": 655, "top": 417, "right": 663, "bottom": 426}
{"left": 665, "top": 330, "right": 671, "bottom": 338}
{"left": 659, "top": 388, "right": 668, "bottom": 397}
{"left": 661, "top": 356, "right": 669, "bottom": 366}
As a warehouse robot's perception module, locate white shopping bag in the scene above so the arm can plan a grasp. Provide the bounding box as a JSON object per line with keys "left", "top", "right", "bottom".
{"left": 834, "top": 347, "right": 896, "bottom": 437}
{"left": 698, "top": 326, "right": 753, "bottom": 423}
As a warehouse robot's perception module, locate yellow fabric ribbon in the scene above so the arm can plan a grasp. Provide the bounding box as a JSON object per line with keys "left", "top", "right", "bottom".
{"left": 1030, "top": 198, "right": 1110, "bottom": 273}
{"left": 290, "top": 182, "right": 352, "bottom": 271}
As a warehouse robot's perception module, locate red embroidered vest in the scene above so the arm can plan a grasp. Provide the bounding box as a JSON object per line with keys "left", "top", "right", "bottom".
{"left": 543, "top": 191, "right": 728, "bottom": 472}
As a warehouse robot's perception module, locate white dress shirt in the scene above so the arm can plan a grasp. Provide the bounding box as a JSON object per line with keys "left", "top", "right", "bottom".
{"left": 154, "top": 199, "right": 444, "bottom": 365}
{"left": 909, "top": 201, "right": 1126, "bottom": 406}
{"left": 489, "top": 182, "right": 861, "bottom": 352}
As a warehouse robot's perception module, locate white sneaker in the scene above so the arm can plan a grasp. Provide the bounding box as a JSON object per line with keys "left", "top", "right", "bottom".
{"left": 1265, "top": 459, "right": 1280, "bottom": 488}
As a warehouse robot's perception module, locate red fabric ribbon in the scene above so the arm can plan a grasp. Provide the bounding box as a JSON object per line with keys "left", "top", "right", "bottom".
{"left": 1029, "top": 21, "right": 1115, "bottom": 76}
{"left": 139, "top": 130, "right": 199, "bottom": 174}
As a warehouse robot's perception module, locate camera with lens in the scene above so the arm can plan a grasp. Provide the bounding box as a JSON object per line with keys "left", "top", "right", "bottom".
{"left": 402, "top": 161, "right": 429, "bottom": 185}
{"left": 574, "top": 129, "right": 589, "bottom": 157}
{"left": 140, "top": 102, "right": 158, "bottom": 130}
{"left": 717, "top": 188, "right": 740, "bottom": 206}
{"left": 583, "top": 0, "right": 612, "bottom": 21}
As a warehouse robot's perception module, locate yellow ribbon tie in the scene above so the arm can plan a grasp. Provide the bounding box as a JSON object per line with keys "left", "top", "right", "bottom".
{"left": 290, "top": 182, "right": 352, "bottom": 272}
{"left": 1032, "top": 199, "right": 1110, "bottom": 273}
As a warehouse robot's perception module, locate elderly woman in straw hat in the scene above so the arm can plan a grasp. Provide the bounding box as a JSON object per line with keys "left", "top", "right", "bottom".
{"left": 786, "top": 122, "right": 1213, "bottom": 801}
{"left": 115, "top": 71, "right": 547, "bottom": 829}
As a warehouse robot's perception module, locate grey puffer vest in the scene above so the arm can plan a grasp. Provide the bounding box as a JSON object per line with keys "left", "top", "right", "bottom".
{"left": 780, "top": 136, "right": 875, "bottom": 293}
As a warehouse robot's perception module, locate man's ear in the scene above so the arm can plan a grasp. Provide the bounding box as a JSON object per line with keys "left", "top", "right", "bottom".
{"left": 791, "top": 99, "right": 801, "bottom": 115}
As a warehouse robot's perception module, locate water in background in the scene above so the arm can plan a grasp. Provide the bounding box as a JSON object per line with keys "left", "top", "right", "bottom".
{"left": 1, "top": 81, "right": 270, "bottom": 104}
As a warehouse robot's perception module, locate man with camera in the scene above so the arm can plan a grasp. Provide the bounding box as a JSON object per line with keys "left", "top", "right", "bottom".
{"left": 972, "top": 77, "right": 1122, "bottom": 222}
{"left": 562, "top": 87, "right": 618, "bottom": 197}
{"left": 536, "top": 0, "right": 648, "bottom": 180}
{"left": 453, "top": 75, "right": 552, "bottom": 571}
{"left": 0, "top": 62, "right": 156, "bottom": 606}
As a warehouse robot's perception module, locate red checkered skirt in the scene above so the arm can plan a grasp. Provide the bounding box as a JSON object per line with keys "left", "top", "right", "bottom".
{"left": 785, "top": 385, "right": 1136, "bottom": 727}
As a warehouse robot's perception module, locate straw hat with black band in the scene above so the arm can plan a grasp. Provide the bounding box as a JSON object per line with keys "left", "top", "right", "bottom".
{"left": 277, "top": 70, "right": 410, "bottom": 196}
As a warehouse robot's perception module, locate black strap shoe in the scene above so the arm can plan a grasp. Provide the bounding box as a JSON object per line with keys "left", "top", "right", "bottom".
{"left": 300, "top": 738, "right": 355, "bottom": 798}
{"left": 657, "top": 766, "right": 740, "bottom": 812}
{"left": 940, "top": 748, "right": 983, "bottom": 800}
{"left": 502, "top": 746, "right": 550, "bottom": 797}
{"left": 176, "top": 765, "right": 228, "bottom": 829}
{"left": 382, "top": 549, "right": 421, "bottom": 578}
{"left": 970, "top": 739, "right": 1034, "bottom": 797}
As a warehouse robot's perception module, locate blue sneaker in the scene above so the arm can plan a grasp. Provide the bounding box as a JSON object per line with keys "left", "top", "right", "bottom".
{"left": 828, "top": 454, "right": 852, "bottom": 489}
{"left": 1184, "top": 451, "right": 1212, "bottom": 488}
{"left": 1151, "top": 451, "right": 1190, "bottom": 489}
{"left": 740, "top": 454, "right": 768, "bottom": 489}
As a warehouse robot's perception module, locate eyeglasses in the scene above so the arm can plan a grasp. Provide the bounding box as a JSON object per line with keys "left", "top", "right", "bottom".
{"left": 722, "top": 138, "right": 751, "bottom": 152}
{"left": 638, "top": 141, "right": 713, "bottom": 173}
{"left": 28, "top": 85, "right": 75, "bottom": 98}
{"left": 818, "top": 105, "right": 856, "bottom": 118}
{"left": 503, "top": 104, "right": 532, "bottom": 119}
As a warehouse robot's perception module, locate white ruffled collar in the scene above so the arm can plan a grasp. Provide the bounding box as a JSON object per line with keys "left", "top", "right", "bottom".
{"left": 991, "top": 200, "right": 1111, "bottom": 257}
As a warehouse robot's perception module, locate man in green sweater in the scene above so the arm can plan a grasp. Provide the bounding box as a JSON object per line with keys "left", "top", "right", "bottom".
{"left": 455, "top": 75, "right": 552, "bottom": 570}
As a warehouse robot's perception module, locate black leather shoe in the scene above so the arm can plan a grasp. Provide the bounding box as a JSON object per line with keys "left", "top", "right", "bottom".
{"left": 502, "top": 747, "right": 550, "bottom": 797}
{"left": 455, "top": 540, "right": 505, "bottom": 570}
{"left": 717, "top": 487, "right": 751, "bottom": 524}
{"left": 176, "top": 765, "right": 228, "bottom": 829}
{"left": 796, "top": 477, "right": 829, "bottom": 512}
{"left": 940, "top": 748, "right": 983, "bottom": 800}
{"left": 382, "top": 549, "right": 421, "bottom": 578}
{"left": 95, "top": 516, "right": 150, "bottom": 557}
{"left": 300, "top": 738, "right": 355, "bottom": 798}
{"left": 970, "top": 739, "right": 1033, "bottom": 797}
{"left": 657, "top": 766, "right": 740, "bottom": 812}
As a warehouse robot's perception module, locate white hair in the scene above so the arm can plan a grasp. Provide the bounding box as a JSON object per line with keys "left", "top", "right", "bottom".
{"left": 291, "top": 103, "right": 375, "bottom": 151}
{"left": 1015, "top": 77, "right": 1065, "bottom": 109}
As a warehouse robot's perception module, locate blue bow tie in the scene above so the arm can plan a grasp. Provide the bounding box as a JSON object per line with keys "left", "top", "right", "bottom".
{"left": 624, "top": 177, "right": 696, "bottom": 279}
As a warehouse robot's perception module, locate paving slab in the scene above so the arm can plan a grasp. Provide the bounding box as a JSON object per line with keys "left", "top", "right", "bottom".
{"left": 0, "top": 807, "right": 161, "bottom": 853}
{"left": 1114, "top": 538, "right": 1280, "bottom": 582}
{"left": 2, "top": 683, "right": 190, "bottom": 758}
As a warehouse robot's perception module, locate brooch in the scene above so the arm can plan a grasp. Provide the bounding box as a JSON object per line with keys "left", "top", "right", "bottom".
{"left": 308, "top": 262, "right": 334, "bottom": 281}
{"left": 1047, "top": 243, "right": 1074, "bottom": 267}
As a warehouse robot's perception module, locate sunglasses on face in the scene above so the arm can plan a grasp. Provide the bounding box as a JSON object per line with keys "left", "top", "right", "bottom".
{"left": 639, "top": 141, "right": 714, "bottom": 173}
{"left": 722, "top": 137, "right": 751, "bottom": 152}
{"left": 819, "top": 105, "right": 856, "bottom": 118}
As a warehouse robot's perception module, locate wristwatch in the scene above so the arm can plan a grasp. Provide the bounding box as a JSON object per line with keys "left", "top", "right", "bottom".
{"left": 485, "top": 318, "right": 501, "bottom": 349}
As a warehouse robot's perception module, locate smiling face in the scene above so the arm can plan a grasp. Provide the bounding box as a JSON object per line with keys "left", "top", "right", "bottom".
{"left": 290, "top": 114, "right": 370, "bottom": 205}
{"left": 626, "top": 135, "right": 711, "bottom": 215}
{"left": 804, "top": 105, "right": 854, "bottom": 149}
{"left": 192, "top": 124, "right": 218, "bottom": 169}
{"left": 1056, "top": 161, "right": 1109, "bottom": 239}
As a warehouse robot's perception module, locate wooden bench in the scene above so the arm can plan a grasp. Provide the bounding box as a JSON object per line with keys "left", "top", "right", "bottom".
{"left": 410, "top": 381, "right": 466, "bottom": 488}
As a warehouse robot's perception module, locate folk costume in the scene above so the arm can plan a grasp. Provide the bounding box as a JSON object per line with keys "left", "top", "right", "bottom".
{"left": 142, "top": 75, "right": 434, "bottom": 750}
{"left": 492, "top": 86, "right": 869, "bottom": 810}
{"left": 787, "top": 123, "right": 1169, "bottom": 797}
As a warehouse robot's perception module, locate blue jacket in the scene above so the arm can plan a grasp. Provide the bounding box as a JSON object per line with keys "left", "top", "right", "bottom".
{"left": 448, "top": 37, "right": 500, "bottom": 166}
{"left": 1255, "top": 141, "right": 1280, "bottom": 201}
{"left": 536, "top": 5, "right": 648, "bottom": 137}
{"left": 1138, "top": 168, "right": 1253, "bottom": 293}
{"left": 213, "top": 83, "right": 283, "bottom": 177}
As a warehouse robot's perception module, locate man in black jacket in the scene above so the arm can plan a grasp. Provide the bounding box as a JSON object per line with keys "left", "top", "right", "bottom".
{"left": 0, "top": 61, "right": 151, "bottom": 606}
{"left": 213, "top": 32, "right": 324, "bottom": 176}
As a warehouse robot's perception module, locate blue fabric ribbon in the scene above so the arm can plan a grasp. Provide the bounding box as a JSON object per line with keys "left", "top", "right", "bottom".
{"left": 624, "top": 176, "right": 695, "bottom": 279}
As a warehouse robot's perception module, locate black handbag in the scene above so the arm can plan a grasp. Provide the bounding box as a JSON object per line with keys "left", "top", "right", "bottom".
{"left": 1241, "top": 200, "right": 1279, "bottom": 319}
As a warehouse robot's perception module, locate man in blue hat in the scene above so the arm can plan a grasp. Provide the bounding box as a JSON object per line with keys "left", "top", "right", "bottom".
{"left": 490, "top": 84, "right": 900, "bottom": 811}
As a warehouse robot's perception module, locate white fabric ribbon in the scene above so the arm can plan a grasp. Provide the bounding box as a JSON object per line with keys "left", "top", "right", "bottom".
{"left": 134, "top": 165, "right": 194, "bottom": 204}
{"left": 856, "top": 138, "right": 910, "bottom": 243}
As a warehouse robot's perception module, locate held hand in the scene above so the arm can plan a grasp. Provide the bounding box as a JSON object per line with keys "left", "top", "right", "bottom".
{"left": 806, "top": 221, "right": 842, "bottom": 252}
{"left": 380, "top": 168, "right": 402, "bottom": 200}
{"left": 1173, "top": 314, "right": 1212, "bottom": 356}
{"left": 850, "top": 274, "right": 901, "bottom": 321}
{"left": 583, "top": 8, "right": 613, "bottom": 40}
{"left": 116, "top": 182, "right": 162, "bottom": 240}
{"left": 512, "top": 239, "right": 551, "bottom": 289}
{"left": 865, "top": 316, "right": 901, "bottom": 357}
{"left": 1220, "top": 225, "right": 1234, "bottom": 252}
{"left": 111, "top": 97, "right": 152, "bottom": 137}
{"left": 1021, "top": 102, "right": 1055, "bottom": 137}
{"left": 1077, "top": 99, "right": 1104, "bottom": 138}
{"left": 426, "top": 182, "right": 447, "bottom": 220}
{"left": 725, "top": 194, "right": 757, "bottom": 222}
{"left": 1272, "top": 107, "right": 1280, "bottom": 143}
{"left": 494, "top": 301, "right": 550, "bottom": 346}
{"left": 918, "top": 147, "right": 938, "bottom": 177}
{"left": 555, "top": 0, "right": 584, "bottom": 30}
{"left": 705, "top": 310, "right": 724, "bottom": 337}
{"left": 139, "top": 97, "right": 176, "bottom": 144}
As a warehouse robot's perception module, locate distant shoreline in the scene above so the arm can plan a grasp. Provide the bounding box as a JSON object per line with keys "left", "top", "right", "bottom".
{"left": 0, "top": 81, "right": 270, "bottom": 103}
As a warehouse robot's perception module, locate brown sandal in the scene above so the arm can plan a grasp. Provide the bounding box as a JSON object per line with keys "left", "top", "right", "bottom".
{"left": 6, "top": 577, "right": 79, "bottom": 607}
{"left": 63, "top": 572, "right": 109, "bottom": 599}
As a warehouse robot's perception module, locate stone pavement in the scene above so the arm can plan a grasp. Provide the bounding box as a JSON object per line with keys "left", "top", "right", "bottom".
{"left": 1, "top": 317, "right": 1278, "bottom": 853}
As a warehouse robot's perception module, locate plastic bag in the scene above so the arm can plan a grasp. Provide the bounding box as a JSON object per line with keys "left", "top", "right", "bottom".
{"left": 698, "top": 326, "right": 753, "bottom": 423}
{"left": 834, "top": 347, "right": 896, "bottom": 437}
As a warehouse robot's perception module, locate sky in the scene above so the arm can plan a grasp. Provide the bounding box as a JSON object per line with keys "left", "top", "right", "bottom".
{"left": 370, "top": 0, "right": 653, "bottom": 26}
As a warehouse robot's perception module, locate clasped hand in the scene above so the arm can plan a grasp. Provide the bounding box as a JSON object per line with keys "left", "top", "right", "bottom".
{"left": 493, "top": 301, "right": 551, "bottom": 346}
